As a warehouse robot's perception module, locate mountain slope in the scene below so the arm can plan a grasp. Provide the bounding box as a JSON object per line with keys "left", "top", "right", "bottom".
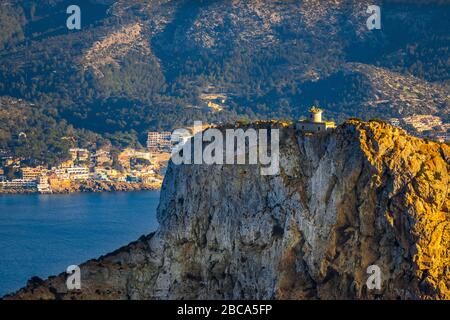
{"left": 298, "top": 63, "right": 449, "bottom": 122}
{"left": 5, "top": 121, "right": 449, "bottom": 300}
{"left": 0, "top": 97, "right": 106, "bottom": 165}
{"left": 0, "top": 0, "right": 448, "bottom": 134}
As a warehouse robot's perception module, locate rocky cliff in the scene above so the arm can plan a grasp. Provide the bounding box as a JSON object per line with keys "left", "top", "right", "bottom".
{"left": 4, "top": 120, "right": 450, "bottom": 300}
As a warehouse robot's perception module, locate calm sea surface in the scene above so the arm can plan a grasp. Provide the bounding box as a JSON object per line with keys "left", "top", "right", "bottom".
{"left": 0, "top": 191, "right": 160, "bottom": 296}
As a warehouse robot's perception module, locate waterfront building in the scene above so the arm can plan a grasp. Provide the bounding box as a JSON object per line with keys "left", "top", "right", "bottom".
{"left": 37, "top": 176, "right": 52, "bottom": 194}
{"left": 67, "top": 166, "right": 90, "bottom": 180}
{"left": 21, "top": 167, "right": 46, "bottom": 181}
{"left": 52, "top": 168, "right": 70, "bottom": 180}
{"left": 141, "top": 175, "right": 162, "bottom": 184}
{"left": 0, "top": 179, "right": 37, "bottom": 189}
{"left": 106, "top": 169, "right": 121, "bottom": 180}
{"left": 48, "top": 175, "right": 71, "bottom": 190}
{"left": 93, "top": 172, "right": 110, "bottom": 181}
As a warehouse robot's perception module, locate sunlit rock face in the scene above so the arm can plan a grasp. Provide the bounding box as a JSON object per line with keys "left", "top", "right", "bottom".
{"left": 6, "top": 121, "right": 449, "bottom": 300}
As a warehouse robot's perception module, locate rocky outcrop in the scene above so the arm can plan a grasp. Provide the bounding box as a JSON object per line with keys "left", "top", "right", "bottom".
{"left": 55, "top": 180, "right": 162, "bottom": 193}
{"left": 5, "top": 121, "right": 449, "bottom": 300}
{"left": 82, "top": 22, "right": 153, "bottom": 78}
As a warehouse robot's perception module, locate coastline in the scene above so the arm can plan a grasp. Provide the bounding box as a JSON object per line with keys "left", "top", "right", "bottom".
{"left": 0, "top": 180, "right": 162, "bottom": 195}
{"left": 0, "top": 190, "right": 161, "bottom": 297}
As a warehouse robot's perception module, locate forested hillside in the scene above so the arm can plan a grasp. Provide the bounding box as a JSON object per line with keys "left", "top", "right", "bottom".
{"left": 0, "top": 0, "right": 448, "bottom": 161}
{"left": 0, "top": 97, "right": 108, "bottom": 165}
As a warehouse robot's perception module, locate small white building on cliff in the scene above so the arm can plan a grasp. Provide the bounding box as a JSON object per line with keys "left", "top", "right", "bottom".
{"left": 296, "top": 107, "right": 336, "bottom": 133}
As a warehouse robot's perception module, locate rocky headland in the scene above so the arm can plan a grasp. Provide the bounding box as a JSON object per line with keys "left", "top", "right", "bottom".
{"left": 0, "top": 180, "right": 162, "bottom": 195}
{"left": 4, "top": 120, "right": 449, "bottom": 300}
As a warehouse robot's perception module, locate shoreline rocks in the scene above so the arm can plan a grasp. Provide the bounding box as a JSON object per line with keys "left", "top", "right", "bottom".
{"left": 0, "top": 180, "right": 162, "bottom": 195}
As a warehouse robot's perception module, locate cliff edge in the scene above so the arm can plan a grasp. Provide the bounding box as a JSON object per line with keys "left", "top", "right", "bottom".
{"left": 4, "top": 120, "right": 450, "bottom": 300}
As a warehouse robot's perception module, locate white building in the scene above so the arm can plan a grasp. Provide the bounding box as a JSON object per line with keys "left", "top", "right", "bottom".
{"left": 52, "top": 168, "right": 70, "bottom": 180}
{"left": 21, "top": 166, "right": 46, "bottom": 181}
{"left": 147, "top": 132, "right": 172, "bottom": 152}
{"left": 37, "top": 176, "right": 52, "bottom": 194}
{"left": 67, "top": 166, "right": 90, "bottom": 180}
{"left": 0, "top": 179, "right": 37, "bottom": 189}
{"left": 92, "top": 171, "right": 110, "bottom": 181}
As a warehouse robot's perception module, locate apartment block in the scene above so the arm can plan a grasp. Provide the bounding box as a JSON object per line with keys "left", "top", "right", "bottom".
{"left": 147, "top": 132, "right": 172, "bottom": 152}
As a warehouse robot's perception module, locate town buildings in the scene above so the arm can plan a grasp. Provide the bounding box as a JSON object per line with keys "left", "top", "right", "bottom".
{"left": 91, "top": 150, "right": 112, "bottom": 166}
{"left": 21, "top": 166, "right": 47, "bottom": 180}
{"left": 392, "top": 114, "right": 449, "bottom": 143}
{"left": 0, "top": 179, "right": 37, "bottom": 189}
{"left": 147, "top": 132, "right": 172, "bottom": 152}
{"left": 0, "top": 143, "right": 166, "bottom": 193}
{"left": 403, "top": 115, "right": 443, "bottom": 133}
{"left": 66, "top": 166, "right": 90, "bottom": 180}
{"left": 69, "top": 148, "right": 90, "bottom": 162}
{"left": 118, "top": 148, "right": 152, "bottom": 169}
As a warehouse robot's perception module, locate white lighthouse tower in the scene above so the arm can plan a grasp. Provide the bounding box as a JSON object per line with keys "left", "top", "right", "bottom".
{"left": 310, "top": 107, "right": 323, "bottom": 123}
{"left": 296, "top": 106, "right": 336, "bottom": 133}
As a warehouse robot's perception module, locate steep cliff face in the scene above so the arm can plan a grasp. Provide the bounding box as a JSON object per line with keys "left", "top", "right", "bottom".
{"left": 5, "top": 121, "right": 449, "bottom": 300}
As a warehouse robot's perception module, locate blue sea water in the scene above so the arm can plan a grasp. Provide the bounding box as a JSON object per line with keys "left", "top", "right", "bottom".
{"left": 0, "top": 191, "right": 160, "bottom": 296}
